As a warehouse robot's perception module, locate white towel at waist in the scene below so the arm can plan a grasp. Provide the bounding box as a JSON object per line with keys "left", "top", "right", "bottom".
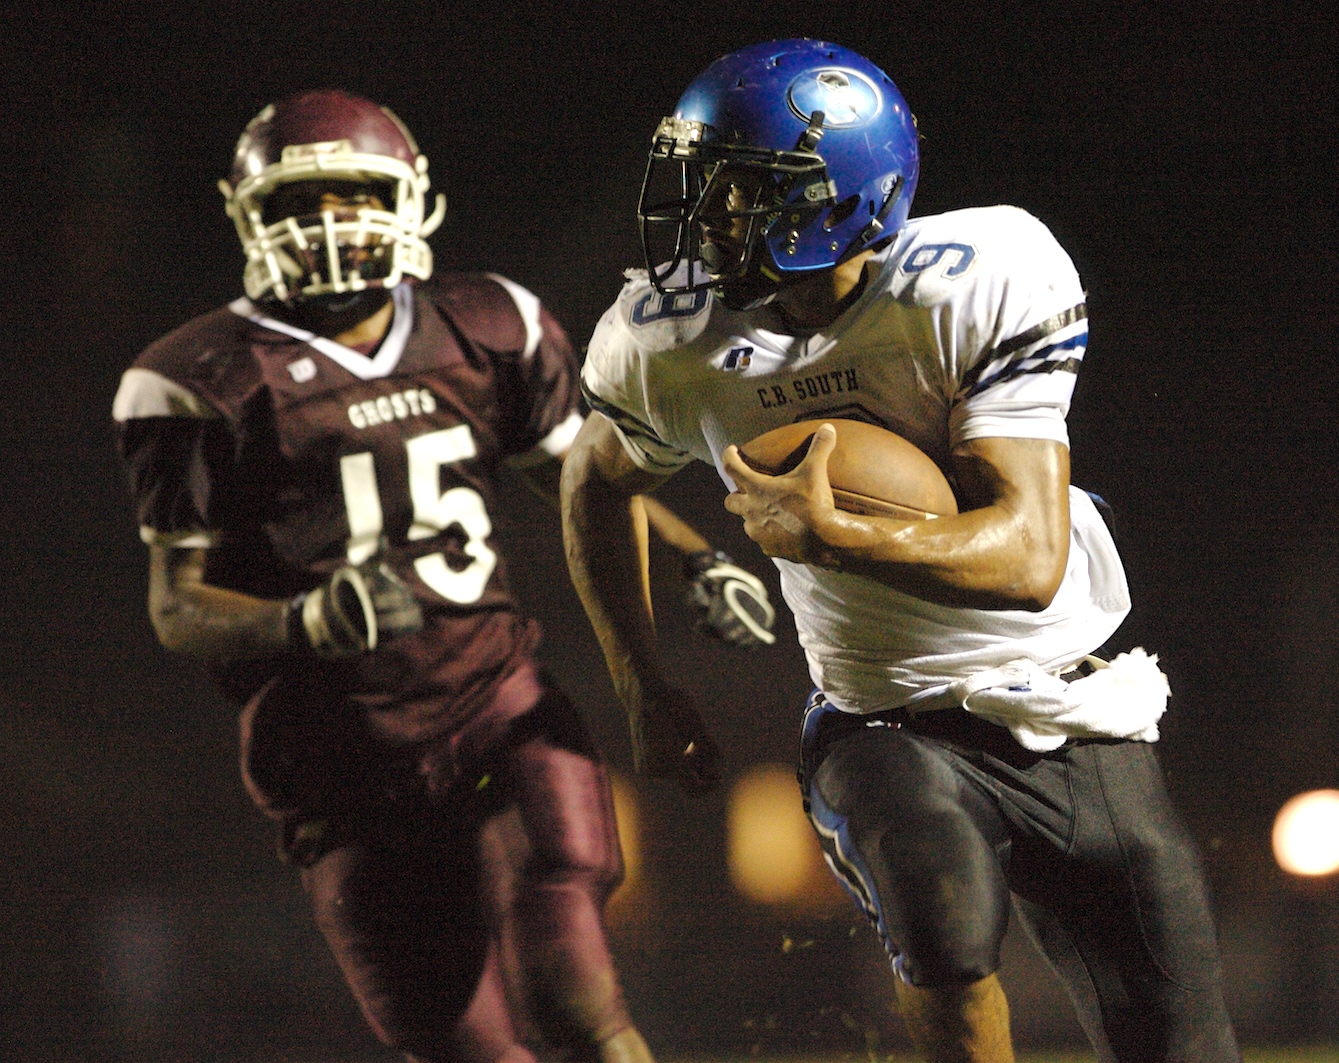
{"left": 944, "top": 648, "right": 1171, "bottom": 752}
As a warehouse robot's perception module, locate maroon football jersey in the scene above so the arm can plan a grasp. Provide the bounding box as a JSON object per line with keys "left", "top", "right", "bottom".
{"left": 114, "top": 275, "right": 581, "bottom": 741}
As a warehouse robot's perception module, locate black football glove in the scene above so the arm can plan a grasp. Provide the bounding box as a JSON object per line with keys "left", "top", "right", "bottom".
{"left": 288, "top": 553, "right": 424, "bottom": 658}
{"left": 684, "top": 550, "right": 776, "bottom": 648}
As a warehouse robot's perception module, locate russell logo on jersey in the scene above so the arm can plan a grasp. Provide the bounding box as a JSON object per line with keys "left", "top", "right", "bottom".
{"left": 722, "top": 346, "right": 754, "bottom": 370}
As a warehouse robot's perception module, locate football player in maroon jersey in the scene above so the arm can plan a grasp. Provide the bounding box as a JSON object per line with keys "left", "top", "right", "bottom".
{"left": 113, "top": 89, "right": 776, "bottom": 1063}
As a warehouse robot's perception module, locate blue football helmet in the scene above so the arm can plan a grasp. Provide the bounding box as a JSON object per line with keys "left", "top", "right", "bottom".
{"left": 639, "top": 39, "right": 919, "bottom": 310}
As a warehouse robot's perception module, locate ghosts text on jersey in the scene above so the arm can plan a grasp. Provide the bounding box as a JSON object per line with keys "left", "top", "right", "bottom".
{"left": 347, "top": 388, "right": 438, "bottom": 429}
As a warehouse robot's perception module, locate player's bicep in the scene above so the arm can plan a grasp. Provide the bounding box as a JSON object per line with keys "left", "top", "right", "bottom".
{"left": 951, "top": 436, "right": 1071, "bottom": 574}
{"left": 566, "top": 411, "right": 676, "bottom": 497}
{"left": 952, "top": 436, "right": 1068, "bottom": 514}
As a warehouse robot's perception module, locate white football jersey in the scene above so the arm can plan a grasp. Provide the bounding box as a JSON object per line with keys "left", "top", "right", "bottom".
{"left": 583, "top": 205, "right": 1131, "bottom": 714}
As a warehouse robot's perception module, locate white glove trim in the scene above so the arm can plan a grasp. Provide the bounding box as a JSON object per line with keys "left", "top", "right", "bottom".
{"left": 301, "top": 566, "right": 377, "bottom": 656}
{"left": 702, "top": 561, "right": 777, "bottom": 645}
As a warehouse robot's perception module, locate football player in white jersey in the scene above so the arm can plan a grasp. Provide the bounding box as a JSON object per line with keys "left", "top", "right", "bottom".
{"left": 561, "top": 39, "right": 1239, "bottom": 1063}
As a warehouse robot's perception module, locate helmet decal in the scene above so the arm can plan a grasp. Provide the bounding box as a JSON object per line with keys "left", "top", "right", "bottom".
{"left": 787, "top": 68, "right": 882, "bottom": 129}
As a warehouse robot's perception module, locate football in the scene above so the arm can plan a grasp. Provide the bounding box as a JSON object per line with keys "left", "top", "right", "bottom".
{"left": 736, "top": 419, "right": 958, "bottom": 520}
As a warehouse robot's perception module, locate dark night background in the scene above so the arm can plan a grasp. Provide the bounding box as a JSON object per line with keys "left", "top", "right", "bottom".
{"left": 2, "top": 2, "right": 1336, "bottom": 1060}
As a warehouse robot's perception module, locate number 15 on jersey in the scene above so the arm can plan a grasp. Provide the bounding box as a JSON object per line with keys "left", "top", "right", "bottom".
{"left": 339, "top": 424, "right": 498, "bottom": 605}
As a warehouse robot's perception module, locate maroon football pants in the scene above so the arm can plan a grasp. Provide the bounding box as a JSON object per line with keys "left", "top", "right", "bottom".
{"left": 300, "top": 697, "right": 633, "bottom": 1063}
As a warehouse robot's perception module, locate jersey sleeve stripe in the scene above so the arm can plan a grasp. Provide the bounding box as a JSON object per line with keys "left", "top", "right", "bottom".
{"left": 581, "top": 381, "right": 660, "bottom": 440}
{"left": 960, "top": 333, "right": 1087, "bottom": 399}
{"left": 958, "top": 303, "right": 1081, "bottom": 398}
{"left": 486, "top": 273, "right": 544, "bottom": 358}
{"left": 580, "top": 381, "right": 689, "bottom": 473}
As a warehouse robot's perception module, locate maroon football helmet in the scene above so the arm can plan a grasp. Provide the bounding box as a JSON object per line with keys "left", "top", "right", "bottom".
{"left": 219, "top": 89, "right": 445, "bottom": 303}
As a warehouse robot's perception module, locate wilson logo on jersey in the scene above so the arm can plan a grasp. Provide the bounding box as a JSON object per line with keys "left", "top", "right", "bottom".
{"left": 287, "top": 357, "right": 318, "bottom": 383}
{"left": 347, "top": 388, "right": 438, "bottom": 429}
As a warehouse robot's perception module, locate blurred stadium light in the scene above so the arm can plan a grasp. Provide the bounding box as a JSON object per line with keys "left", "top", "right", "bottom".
{"left": 1273, "top": 790, "right": 1339, "bottom": 877}
{"left": 726, "top": 763, "right": 844, "bottom": 907}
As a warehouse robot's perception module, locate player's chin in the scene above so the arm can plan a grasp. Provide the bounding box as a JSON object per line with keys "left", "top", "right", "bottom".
{"left": 699, "top": 237, "right": 746, "bottom": 275}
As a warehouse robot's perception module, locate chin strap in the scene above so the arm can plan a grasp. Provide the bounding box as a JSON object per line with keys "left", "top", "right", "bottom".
{"left": 844, "top": 174, "right": 906, "bottom": 262}
{"left": 797, "top": 110, "right": 826, "bottom": 152}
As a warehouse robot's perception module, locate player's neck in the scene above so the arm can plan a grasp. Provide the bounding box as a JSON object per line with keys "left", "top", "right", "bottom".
{"left": 771, "top": 250, "right": 875, "bottom": 332}
{"left": 271, "top": 290, "right": 395, "bottom": 350}
{"left": 330, "top": 297, "right": 395, "bottom": 349}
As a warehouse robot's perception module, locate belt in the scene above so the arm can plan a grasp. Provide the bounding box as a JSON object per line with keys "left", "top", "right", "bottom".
{"left": 1058, "top": 657, "right": 1100, "bottom": 682}
{"left": 813, "top": 702, "right": 1040, "bottom": 763}
{"left": 814, "top": 656, "right": 1103, "bottom": 756}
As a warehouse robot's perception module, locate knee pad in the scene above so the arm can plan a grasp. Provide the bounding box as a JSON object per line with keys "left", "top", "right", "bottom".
{"left": 806, "top": 725, "right": 1010, "bottom": 990}
{"left": 895, "top": 942, "right": 1003, "bottom": 989}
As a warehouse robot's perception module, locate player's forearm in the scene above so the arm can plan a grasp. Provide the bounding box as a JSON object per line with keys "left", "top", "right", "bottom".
{"left": 563, "top": 490, "right": 664, "bottom": 698}
{"left": 821, "top": 437, "right": 1071, "bottom": 609}
{"left": 812, "top": 502, "right": 1067, "bottom": 610}
{"left": 640, "top": 495, "right": 711, "bottom": 555}
{"left": 561, "top": 470, "right": 669, "bottom": 712}
{"left": 148, "top": 545, "right": 290, "bottom": 661}
{"left": 727, "top": 432, "right": 1069, "bottom": 610}
{"left": 150, "top": 582, "right": 291, "bottom": 661}
{"left": 639, "top": 494, "right": 716, "bottom": 591}
{"left": 725, "top": 473, "right": 1064, "bottom": 609}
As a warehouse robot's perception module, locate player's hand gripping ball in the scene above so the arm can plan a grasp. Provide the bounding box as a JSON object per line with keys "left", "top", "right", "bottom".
{"left": 737, "top": 419, "right": 958, "bottom": 519}
{"left": 684, "top": 550, "right": 776, "bottom": 647}
{"left": 289, "top": 551, "right": 424, "bottom": 658}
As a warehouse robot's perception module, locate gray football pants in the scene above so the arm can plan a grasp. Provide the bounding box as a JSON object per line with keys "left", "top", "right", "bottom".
{"left": 799, "top": 692, "right": 1241, "bottom": 1063}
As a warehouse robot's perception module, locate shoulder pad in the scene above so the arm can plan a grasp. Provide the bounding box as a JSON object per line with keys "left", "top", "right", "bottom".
{"left": 112, "top": 367, "right": 221, "bottom": 422}
{"left": 615, "top": 274, "right": 715, "bottom": 351}
{"left": 419, "top": 273, "right": 545, "bottom": 359}
{"left": 125, "top": 306, "right": 262, "bottom": 416}
{"left": 889, "top": 206, "right": 1075, "bottom": 299}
